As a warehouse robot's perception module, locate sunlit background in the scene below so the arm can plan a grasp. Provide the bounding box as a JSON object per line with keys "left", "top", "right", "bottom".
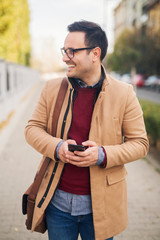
{"left": 27, "top": 0, "right": 121, "bottom": 72}
{"left": 0, "top": 0, "right": 159, "bottom": 74}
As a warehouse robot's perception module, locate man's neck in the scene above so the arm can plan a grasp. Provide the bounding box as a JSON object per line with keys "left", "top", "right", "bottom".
{"left": 81, "top": 64, "right": 102, "bottom": 86}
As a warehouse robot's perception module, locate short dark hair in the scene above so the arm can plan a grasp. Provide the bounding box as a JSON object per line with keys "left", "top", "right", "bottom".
{"left": 67, "top": 20, "right": 108, "bottom": 61}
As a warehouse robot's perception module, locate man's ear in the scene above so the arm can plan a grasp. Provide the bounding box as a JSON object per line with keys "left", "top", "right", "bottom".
{"left": 92, "top": 47, "right": 101, "bottom": 62}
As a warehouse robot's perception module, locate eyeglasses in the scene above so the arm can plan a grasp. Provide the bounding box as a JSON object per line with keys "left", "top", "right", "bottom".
{"left": 61, "top": 47, "right": 95, "bottom": 59}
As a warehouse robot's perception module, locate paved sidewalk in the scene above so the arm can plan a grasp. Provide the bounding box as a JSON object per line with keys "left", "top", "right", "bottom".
{"left": 0, "top": 80, "right": 160, "bottom": 240}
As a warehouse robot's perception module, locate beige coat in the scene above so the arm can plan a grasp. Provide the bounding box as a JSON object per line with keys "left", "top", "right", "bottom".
{"left": 25, "top": 71, "right": 149, "bottom": 239}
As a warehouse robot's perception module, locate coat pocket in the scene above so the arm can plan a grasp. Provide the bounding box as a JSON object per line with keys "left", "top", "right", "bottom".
{"left": 104, "top": 167, "right": 128, "bottom": 217}
{"left": 104, "top": 167, "right": 128, "bottom": 230}
{"left": 107, "top": 167, "right": 128, "bottom": 185}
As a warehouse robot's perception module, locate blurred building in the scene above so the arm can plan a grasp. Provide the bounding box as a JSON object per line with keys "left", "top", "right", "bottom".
{"left": 142, "top": 0, "right": 160, "bottom": 37}
{"left": 114, "top": 0, "right": 160, "bottom": 41}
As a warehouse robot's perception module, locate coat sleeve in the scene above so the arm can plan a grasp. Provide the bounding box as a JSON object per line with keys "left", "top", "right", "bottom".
{"left": 103, "top": 85, "right": 149, "bottom": 168}
{"left": 24, "top": 81, "right": 62, "bottom": 160}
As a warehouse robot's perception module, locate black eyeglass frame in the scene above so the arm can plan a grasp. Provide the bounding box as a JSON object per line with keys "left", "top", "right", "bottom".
{"left": 61, "top": 47, "right": 96, "bottom": 59}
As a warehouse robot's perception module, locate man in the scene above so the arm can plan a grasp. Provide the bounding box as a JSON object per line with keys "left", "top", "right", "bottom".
{"left": 25, "top": 21, "right": 149, "bottom": 240}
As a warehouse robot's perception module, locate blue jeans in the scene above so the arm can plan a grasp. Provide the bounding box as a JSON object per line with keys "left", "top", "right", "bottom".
{"left": 45, "top": 203, "right": 113, "bottom": 240}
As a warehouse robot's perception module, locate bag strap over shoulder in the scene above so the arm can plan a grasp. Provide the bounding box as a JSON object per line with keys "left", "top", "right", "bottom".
{"left": 28, "top": 77, "right": 68, "bottom": 202}
{"left": 52, "top": 77, "right": 68, "bottom": 137}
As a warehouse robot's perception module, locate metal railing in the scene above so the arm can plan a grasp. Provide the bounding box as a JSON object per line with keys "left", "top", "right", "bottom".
{"left": 0, "top": 59, "right": 40, "bottom": 124}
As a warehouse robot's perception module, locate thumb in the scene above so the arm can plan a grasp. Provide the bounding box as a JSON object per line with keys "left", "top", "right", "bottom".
{"left": 82, "top": 140, "right": 97, "bottom": 147}
{"left": 66, "top": 139, "right": 77, "bottom": 145}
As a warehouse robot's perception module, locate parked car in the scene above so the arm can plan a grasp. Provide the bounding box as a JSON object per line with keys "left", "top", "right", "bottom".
{"left": 133, "top": 74, "right": 145, "bottom": 87}
{"left": 120, "top": 74, "right": 131, "bottom": 84}
{"left": 144, "top": 75, "right": 159, "bottom": 90}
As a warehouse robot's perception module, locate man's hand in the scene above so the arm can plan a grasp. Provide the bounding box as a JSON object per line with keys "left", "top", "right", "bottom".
{"left": 58, "top": 139, "right": 77, "bottom": 163}
{"left": 65, "top": 140, "right": 99, "bottom": 167}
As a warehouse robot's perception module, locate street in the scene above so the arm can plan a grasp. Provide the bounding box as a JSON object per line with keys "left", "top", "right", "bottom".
{"left": 136, "top": 88, "right": 160, "bottom": 104}
{"left": 0, "top": 80, "right": 160, "bottom": 240}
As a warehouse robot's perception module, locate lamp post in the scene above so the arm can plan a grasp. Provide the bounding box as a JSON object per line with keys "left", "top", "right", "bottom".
{"left": 103, "top": 0, "right": 112, "bottom": 30}
{"left": 103, "top": 0, "right": 119, "bottom": 30}
{"left": 103, "top": 0, "right": 120, "bottom": 53}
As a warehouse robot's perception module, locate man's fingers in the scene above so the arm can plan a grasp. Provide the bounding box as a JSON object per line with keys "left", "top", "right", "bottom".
{"left": 66, "top": 139, "right": 77, "bottom": 145}
{"left": 82, "top": 140, "right": 97, "bottom": 147}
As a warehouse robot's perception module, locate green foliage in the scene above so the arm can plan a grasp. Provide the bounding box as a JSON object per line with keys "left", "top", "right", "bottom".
{"left": 139, "top": 99, "right": 160, "bottom": 146}
{"left": 0, "top": 0, "right": 31, "bottom": 65}
{"left": 107, "top": 29, "right": 160, "bottom": 75}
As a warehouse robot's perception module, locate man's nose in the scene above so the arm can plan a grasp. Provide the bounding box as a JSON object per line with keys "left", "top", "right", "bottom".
{"left": 63, "top": 53, "right": 71, "bottom": 62}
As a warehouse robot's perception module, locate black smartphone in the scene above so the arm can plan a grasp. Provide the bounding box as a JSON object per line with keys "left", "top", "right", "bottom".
{"left": 68, "top": 144, "right": 85, "bottom": 152}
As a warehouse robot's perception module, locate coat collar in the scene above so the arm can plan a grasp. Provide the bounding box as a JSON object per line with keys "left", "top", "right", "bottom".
{"left": 101, "top": 64, "right": 109, "bottom": 90}
{"left": 66, "top": 64, "right": 109, "bottom": 91}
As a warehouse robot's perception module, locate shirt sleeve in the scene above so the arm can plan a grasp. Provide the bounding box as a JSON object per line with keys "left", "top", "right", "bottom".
{"left": 54, "top": 140, "right": 64, "bottom": 160}
{"left": 96, "top": 147, "right": 107, "bottom": 168}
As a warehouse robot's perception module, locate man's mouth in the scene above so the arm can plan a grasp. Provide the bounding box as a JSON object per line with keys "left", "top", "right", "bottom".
{"left": 67, "top": 64, "right": 76, "bottom": 69}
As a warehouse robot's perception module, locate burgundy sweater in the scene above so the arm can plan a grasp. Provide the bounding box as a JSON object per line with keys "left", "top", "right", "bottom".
{"left": 58, "top": 86, "right": 97, "bottom": 195}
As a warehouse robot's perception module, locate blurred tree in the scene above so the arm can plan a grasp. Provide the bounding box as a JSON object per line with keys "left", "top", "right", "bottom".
{"left": 107, "top": 29, "right": 160, "bottom": 75}
{"left": 0, "top": 0, "right": 31, "bottom": 66}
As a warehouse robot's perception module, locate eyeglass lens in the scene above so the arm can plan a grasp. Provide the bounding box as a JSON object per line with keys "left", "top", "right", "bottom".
{"left": 66, "top": 49, "right": 74, "bottom": 58}
{"left": 61, "top": 48, "right": 73, "bottom": 58}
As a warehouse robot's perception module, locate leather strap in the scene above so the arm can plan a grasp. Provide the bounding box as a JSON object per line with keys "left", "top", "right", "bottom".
{"left": 52, "top": 77, "right": 68, "bottom": 137}
{"left": 28, "top": 77, "right": 68, "bottom": 201}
